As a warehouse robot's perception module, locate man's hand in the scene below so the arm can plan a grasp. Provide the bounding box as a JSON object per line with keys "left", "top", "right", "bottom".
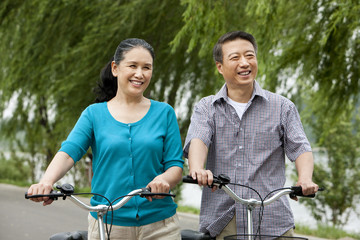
{"left": 293, "top": 152, "right": 319, "bottom": 201}
{"left": 189, "top": 169, "right": 217, "bottom": 192}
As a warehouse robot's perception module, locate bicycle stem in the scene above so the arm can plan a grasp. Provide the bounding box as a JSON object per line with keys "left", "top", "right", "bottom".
{"left": 66, "top": 189, "right": 146, "bottom": 240}
{"left": 220, "top": 185, "right": 293, "bottom": 240}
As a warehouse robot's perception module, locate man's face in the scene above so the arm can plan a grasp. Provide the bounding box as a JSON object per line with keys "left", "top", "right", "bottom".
{"left": 216, "top": 38, "right": 258, "bottom": 88}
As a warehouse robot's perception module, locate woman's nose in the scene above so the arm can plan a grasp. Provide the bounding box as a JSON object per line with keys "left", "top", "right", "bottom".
{"left": 134, "top": 67, "right": 143, "bottom": 78}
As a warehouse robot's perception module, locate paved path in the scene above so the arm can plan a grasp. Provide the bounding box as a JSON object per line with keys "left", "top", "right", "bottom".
{"left": 1, "top": 183, "right": 330, "bottom": 240}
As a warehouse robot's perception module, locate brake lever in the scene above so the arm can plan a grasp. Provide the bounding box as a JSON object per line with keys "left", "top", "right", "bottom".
{"left": 209, "top": 174, "right": 230, "bottom": 189}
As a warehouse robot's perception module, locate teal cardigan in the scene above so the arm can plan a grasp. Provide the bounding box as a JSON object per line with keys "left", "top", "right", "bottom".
{"left": 59, "top": 100, "right": 184, "bottom": 226}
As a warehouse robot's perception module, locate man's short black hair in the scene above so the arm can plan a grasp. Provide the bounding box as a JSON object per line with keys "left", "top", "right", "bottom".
{"left": 213, "top": 31, "right": 257, "bottom": 63}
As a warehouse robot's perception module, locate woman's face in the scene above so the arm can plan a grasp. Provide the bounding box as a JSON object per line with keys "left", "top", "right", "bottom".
{"left": 111, "top": 47, "right": 153, "bottom": 98}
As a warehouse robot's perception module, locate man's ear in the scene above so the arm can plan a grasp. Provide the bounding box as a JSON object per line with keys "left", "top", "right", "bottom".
{"left": 216, "top": 61, "right": 223, "bottom": 75}
{"left": 111, "top": 61, "right": 118, "bottom": 77}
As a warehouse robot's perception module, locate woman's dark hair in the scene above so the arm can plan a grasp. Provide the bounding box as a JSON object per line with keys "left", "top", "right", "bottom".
{"left": 94, "top": 38, "right": 155, "bottom": 102}
{"left": 213, "top": 31, "right": 257, "bottom": 64}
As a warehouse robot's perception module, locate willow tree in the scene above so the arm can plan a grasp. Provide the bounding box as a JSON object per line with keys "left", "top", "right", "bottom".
{"left": 1, "top": 0, "right": 359, "bottom": 218}
{"left": 171, "top": 0, "right": 360, "bottom": 226}
{"left": 172, "top": 0, "right": 360, "bottom": 121}
{"left": 0, "top": 0, "right": 224, "bottom": 195}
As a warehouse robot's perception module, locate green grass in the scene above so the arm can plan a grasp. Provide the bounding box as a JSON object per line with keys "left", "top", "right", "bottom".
{"left": 295, "top": 223, "right": 360, "bottom": 239}
{"left": 0, "top": 179, "right": 30, "bottom": 187}
{"left": 177, "top": 205, "right": 200, "bottom": 215}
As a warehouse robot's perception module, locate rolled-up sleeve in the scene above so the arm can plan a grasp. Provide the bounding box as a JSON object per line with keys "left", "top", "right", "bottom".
{"left": 162, "top": 106, "right": 184, "bottom": 170}
{"left": 183, "top": 97, "right": 214, "bottom": 158}
{"left": 59, "top": 107, "right": 93, "bottom": 163}
{"left": 282, "top": 101, "right": 312, "bottom": 162}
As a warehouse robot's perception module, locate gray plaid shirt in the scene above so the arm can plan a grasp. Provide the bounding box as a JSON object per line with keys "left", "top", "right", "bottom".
{"left": 183, "top": 81, "right": 312, "bottom": 237}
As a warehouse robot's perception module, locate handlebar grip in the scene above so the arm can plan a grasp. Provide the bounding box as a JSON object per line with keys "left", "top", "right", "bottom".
{"left": 140, "top": 188, "right": 176, "bottom": 198}
{"left": 25, "top": 191, "right": 62, "bottom": 200}
{"left": 290, "top": 186, "right": 324, "bottom": 198}
{"left": 182, "top": 175, "right": 227, "bottom": 187}
{"left": 290, "top": 186, "right": 314, "bottom": 198}
{"left": 182, "top": 175, "right": 198, "bottom": 184}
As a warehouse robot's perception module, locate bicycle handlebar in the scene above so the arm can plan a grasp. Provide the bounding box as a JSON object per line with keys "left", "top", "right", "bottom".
{"left": 183, "top": 175, "right": 323, "bottom": 207}
{"left": 25, "top": 184, "right": 175, "bottom": 212}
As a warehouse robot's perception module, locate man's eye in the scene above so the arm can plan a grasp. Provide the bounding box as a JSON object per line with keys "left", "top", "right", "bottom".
{"left": 129, "top": 65, "right": 136, "bottom": 68}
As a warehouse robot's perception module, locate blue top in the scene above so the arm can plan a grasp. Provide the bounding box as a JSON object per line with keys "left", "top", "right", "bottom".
{"left": 59, "top": 100, "right": 184, "bottom": 226}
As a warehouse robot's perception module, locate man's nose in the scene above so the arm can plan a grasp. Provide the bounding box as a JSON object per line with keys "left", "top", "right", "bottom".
{"left": 239, "top": 58, "right": 249, "bottom": 67}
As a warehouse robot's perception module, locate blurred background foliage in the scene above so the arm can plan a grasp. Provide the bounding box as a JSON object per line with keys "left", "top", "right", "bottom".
{"left": 0, "top": 0, "right": 359, "bottom": 227}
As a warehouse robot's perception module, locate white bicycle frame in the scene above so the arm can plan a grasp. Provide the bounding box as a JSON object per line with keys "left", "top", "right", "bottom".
{"left": 182, "top": 175, "right": 312, "bottom": 240}
{"left": 217, "top": 184, "right": 293, "bottom": 240}
{"left": 66, "top": 188, "right": 145, "bottom": 240}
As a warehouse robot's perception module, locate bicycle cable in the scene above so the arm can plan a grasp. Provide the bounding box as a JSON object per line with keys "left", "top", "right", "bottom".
{"left": 227, "top": 182, "right": 265, "bottom": 239}
{"left": 71, "top": 192, "right": 113, "bottom": 240}
{"left": 224, "top": 184, "right": 294, "bottom": 239}
{"left": 97, "top": 190, "right": 175, "bottom": 240}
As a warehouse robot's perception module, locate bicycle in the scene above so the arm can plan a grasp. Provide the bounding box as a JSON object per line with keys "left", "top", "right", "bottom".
{"left": 180, "top": 174, "right": 323, "bottom": 240}
{"left": 25, "top": 183, "right": 175, "bottom": 240}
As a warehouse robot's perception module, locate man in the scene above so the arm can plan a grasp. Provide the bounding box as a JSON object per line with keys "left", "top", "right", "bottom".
{"left": 183, "top": 31, "right": 319, "bottom": 239}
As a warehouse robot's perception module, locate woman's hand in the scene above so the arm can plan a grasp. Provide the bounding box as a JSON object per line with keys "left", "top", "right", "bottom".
{"left": 26, "top": 152, "right": 75, "bottom": 205}
{"left": 146, "top": 166, "right": 182, "bottom": 202}
{"left": 146, "top": 176, "right": 171, "bottom": 202}
{"left": 27, "top": 182, "right": 54, "bottom": 206}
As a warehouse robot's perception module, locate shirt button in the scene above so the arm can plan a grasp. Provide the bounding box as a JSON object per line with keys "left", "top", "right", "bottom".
{"left": 240, "top": 128, "right": 243, "bottom": 131}
{"left": 239, "top": 146, "right": 243, "bottom": 149}
{"left": 129, "top": 138, "right": 131, "bottom": 140}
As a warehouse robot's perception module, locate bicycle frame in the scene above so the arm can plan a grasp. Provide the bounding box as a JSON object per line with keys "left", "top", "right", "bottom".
{"left": 220, "top": 184, "right": 292, "bottom": 240}
{"left": 67, "top": 188, "right": 145, "bottom": 240}
{"left": 182, "top": 175, "right": 319, "bottom": 240}
{"left": 25, "top": 185, "right": 174, "bottom": 240}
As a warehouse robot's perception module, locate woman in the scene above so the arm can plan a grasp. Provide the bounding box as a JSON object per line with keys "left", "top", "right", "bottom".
{"left": 27, "top": 38, "right": 184, "bottom": 240}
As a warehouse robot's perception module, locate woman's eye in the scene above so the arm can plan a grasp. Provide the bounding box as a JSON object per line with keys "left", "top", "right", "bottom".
{"left": 129, "top": 65, "right": 136, "bottom": 68}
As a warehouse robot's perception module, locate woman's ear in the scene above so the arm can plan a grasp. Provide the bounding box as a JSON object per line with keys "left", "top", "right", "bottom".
{"left": 111, "top": 61, "right": 118, "bottom": 77}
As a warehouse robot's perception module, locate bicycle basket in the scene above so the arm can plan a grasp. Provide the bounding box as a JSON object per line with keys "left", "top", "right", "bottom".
{"left": 224, "top": 234, "right": 308, "bottom": 240}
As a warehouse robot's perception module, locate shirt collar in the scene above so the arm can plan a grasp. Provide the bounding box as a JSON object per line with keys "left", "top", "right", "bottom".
{"left": 212, "top": 80, "right": 269, "bottom": 105}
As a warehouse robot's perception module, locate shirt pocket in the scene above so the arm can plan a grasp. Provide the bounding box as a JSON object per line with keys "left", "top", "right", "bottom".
{"left": 253, "top": 131, "right": 282, "bottom": 150}
{"left": 250, "top": 131, "right": 283, "bottom": 166}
